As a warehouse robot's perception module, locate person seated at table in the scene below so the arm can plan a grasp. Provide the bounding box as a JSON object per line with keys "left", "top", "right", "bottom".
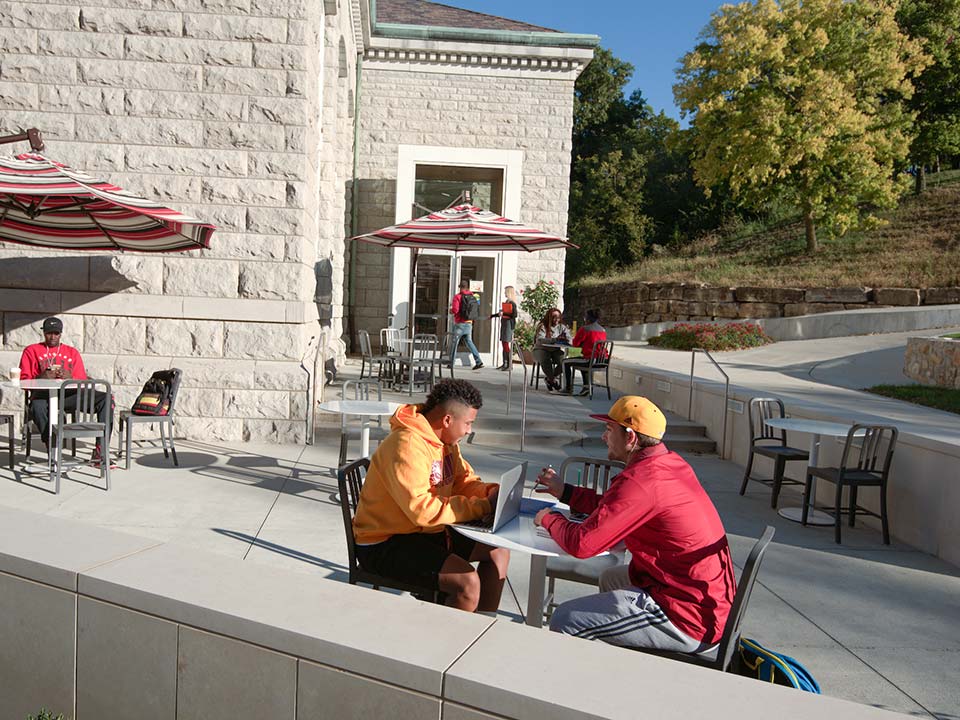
{"left": 352, "top": 379, "right": 509, "bottom": 614}
{"left": 534, "top": 396, "right": 735, "bottom": 656}
{"left": 533, "top": 308, "right": 571, "bottom": 392}
{"left": 19, "top": 316, "right": 111, "bottom": 463}
{"left": 563, "top": 308, "right": 607, "bottom": 396}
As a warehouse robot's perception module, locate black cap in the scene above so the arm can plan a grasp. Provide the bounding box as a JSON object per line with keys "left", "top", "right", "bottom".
{"left": 42, "top": 317, "right": 63, "bottom": 333}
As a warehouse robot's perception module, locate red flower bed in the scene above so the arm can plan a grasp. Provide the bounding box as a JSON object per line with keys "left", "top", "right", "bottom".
{"left": 647, "top": 322, "right": 774, "bottom": 351}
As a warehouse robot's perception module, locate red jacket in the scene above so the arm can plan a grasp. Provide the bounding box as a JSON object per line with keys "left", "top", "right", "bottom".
{"left": 19, "top": 342, "right": 88, "bottom": 381}
{"left": 571, "top": 322, "right": 607, "bottom": 360}
{"left": 450, "top": 290, "right": 476, "bottom": 324}
{"left": 541, "top": 444, "right": 735, "bottom": 643}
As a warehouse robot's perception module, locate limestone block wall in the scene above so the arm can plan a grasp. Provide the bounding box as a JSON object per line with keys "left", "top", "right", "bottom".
{"left": 904, "top": 336, "right": 960, "bottom": 389}
{"left": 571, "top": 282, "right": 960, "bottom": 327}
{"left": 0, "top": 0, "right": 351, "bottom": 442}
{"left": 351, "top": 65, "right": 574, "bottom": 342}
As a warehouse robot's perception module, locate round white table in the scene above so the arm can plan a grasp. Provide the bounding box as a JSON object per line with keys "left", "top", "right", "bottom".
{"left": 453, "top": 497, "right": 608, "bottom": 628}
{"left": 318, "top": 400, "right": 402, "bottom": 458}
{"left": 764, "top": 417, "right": 861, "bottom": 525}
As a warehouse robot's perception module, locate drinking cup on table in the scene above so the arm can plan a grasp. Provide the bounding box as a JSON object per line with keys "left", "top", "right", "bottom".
{"left": 8, "top": 367, "right": 20, "bottom": 384}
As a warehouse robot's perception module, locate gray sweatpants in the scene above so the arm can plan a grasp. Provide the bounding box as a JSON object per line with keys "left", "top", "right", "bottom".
{"left": 549, "top": 565, "right": 718, "bottom": 657}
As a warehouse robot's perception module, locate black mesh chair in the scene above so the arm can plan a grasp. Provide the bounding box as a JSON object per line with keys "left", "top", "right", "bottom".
{"left": 338, "top": 458, "right": 441, "bottom": 602}
{"left": 740, "top": 398, "right": 809, "bottom": 508}
{"left": 0, "top": 413, "right": 13, "bottom": 469}
{"left": 639, "top": 526, "right": 775, "bottom": 672}
{"left": 544, "top": 456, "right": 626, "bottom": 621}
{"left": 803, "top": 424, "right": 898, "bottom": 544}
{"left": 562, "top": 340, "right": 614, "bottom": 399}
{"left": 117, "top": 369, "right": 182, "bottom": 471}
{"left": 52, "top": 379, "right": 112, "bottom": 494}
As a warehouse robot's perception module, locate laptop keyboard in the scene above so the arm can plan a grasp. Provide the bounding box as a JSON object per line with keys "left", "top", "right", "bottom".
{"left": 461, "top": 517, "right": 493, "bottom": 529}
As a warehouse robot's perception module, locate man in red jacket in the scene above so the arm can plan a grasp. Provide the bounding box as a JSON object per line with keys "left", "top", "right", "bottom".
{"left": 19, "top": 316, "right": 110, "bottom": 461}
{"left": 534, "top": 396, "right": 735, "bottom": 656}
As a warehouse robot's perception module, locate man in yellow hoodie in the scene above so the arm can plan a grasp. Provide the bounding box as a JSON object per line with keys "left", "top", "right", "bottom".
{"left": 353, "top": 379, "right": 509, "bottom": 613}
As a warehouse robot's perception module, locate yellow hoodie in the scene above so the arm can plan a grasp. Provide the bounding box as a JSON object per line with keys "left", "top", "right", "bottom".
{"left": 352, "top": 403, "right": 495, "bottom": 545}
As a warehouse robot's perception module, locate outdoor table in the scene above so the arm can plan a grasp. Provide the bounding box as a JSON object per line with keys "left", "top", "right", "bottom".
{"left": 763, "top": 417, "right": 863, "bottom": 526}
{"left": 452, "top": 497, "right": 608, "bottom": 628}
{"left": 2, "top": 378, "right": 67, "bottom": 477}
{"left": 318, "top": 399, "right": 402, "bottom": 458}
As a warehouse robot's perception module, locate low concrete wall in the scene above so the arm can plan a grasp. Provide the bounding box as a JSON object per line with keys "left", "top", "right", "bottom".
{"left": 607, "top": 305, "right": 960, "bottom": 343}
{"left": 905, "top": 336, "right": 960, "bottom": 389}
{"left": 602, "top": 360, "right": 960, "bottom": 567}
{"left": 0, "top": 506, "right": 908, "bottom": 720}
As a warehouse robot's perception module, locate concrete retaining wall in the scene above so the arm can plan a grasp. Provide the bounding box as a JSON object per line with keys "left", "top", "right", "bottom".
{"left": 602, "top": 359, "right": 960, "bottom": 567}
{"left": 0, "top": 505, "right": 908, "bottom": 720}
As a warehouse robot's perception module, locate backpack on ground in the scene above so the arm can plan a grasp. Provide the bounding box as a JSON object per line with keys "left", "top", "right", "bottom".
{"left": 462, "top": 293, "right": 480, "bottom": 321}
{"left": 131, "top": 369, "right": 180, "bottom": 416}
{"left": 737, "top": 638, "right": 821, "bottom": 693}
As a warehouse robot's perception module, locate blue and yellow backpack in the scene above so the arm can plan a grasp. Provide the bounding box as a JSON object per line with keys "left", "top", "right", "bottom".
{"left": 737, "top": 638, "right": 821, "bottom": 693}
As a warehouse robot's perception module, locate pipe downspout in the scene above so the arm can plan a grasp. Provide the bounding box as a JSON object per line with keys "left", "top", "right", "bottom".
{"left": 347, "top": 51, "right": 363, "bottom": 353}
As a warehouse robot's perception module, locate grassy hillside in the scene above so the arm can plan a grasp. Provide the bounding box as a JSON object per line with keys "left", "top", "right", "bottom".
{"left": 577, "top": 178, "right": 960, "bottom": 289}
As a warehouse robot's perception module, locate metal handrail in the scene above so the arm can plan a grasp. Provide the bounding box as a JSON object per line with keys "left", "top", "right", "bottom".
{"left": 506, "top": 344, "right": 529, "bottom": 451}
{"left": 688, "top": 348, "right": 730, "bottom": 459}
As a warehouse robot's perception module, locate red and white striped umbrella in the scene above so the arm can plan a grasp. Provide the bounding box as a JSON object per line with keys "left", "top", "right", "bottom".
{"left": 351, "top": 204, "right": 576, "bottom": 252}
{"left": 0, "top": 153, "right": 215, "bottom": 252}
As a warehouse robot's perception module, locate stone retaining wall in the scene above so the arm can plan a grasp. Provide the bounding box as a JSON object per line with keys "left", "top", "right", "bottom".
{"left": 570, "top": 282, "right": 960, "bottom": 327}
{"left": 905, "top": 336, "right": 960, "bottom": 389}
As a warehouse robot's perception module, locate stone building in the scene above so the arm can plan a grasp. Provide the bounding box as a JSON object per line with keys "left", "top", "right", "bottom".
{"left": 0, "top": 0, "right": 595, "bottom": 442}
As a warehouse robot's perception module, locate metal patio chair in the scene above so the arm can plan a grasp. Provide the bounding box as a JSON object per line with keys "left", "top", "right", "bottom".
{"left": 803, "top": 424, "right": 898, "bottom": 544}
{"left": 338, "top": 458, "right": 441, "bottom": 602}
{"left": 639, "top": 526, "right": 775, "bottom": 673}
{"left": 117, "top": 368, "right": 183, "bottom": 471}
{"left": 562, "top": 340, "right": 614, "bottom": 399}
{"left": 543, "top": 456, "right": 626, "bottom": 621}
{"left": 51, "top": 379, "right": 112, "bottom": 494}
{"left": 739, "top": 397, "right": 808, "bottom": 508}
{"left": 358, "top": 329, "right": 393, "bottom": 382}
{"left": 396, "top": 333, "right": 438, "bottom": 396}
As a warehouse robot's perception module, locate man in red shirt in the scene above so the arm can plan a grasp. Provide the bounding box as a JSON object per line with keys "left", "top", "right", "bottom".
{"left": 19, "top": 316, "right": 110, "bottom": 461}
{"left": 563, "top": 308, "right": 607, "bottom": 395}
{"left": 534, "top": 396, "right": 735, "bottom": 656}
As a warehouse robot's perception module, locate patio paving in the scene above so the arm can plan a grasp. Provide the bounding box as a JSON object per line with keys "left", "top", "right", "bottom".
{"left": 0, "top": 359, "right": 957, "bottom": 719}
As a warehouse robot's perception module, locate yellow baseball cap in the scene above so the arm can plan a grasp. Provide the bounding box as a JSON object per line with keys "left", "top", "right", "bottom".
{"left": 590, "top": 396, "right": 667, "bottom": 440}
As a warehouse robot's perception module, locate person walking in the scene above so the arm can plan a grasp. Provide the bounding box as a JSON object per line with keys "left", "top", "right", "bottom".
{"left": 449, "top": 279, "right": 484, "bottom": 370}
{"left": 491, "top": 286, "right": 518, "bottom": 370}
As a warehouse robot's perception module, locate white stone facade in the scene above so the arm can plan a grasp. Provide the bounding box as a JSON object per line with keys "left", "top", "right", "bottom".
{"left": 0, "top": 0, "right": 592, "bottom": 441}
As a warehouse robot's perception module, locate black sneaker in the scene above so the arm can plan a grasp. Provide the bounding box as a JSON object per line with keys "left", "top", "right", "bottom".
{"left": 473, "top": 362, "right": 484, "bottom": 370}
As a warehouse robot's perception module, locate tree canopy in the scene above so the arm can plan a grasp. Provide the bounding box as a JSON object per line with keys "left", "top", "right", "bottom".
{"left": 674, "top": 0, "right": 928, "bottom": 252}
{"left": 897, "top": 0, "right": 960, "bottom": 191}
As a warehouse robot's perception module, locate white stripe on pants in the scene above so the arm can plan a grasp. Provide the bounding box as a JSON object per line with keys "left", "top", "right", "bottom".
{"left": 549, "top": 565, "right": 717, "bottom": 656}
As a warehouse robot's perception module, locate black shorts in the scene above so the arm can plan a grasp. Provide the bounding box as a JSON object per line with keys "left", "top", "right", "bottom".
{"left": 355, "top": 529, "right": 478, "bottom": 591}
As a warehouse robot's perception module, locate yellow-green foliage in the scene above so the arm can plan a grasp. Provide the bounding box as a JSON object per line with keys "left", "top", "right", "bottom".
{"left": 674, "top": 0, "right": 929, "bottom": 250}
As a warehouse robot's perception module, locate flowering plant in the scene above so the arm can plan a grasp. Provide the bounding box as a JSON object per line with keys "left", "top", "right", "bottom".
{"left": 514, "top": 279, "right": 560, "bottom": 349}
{"left": 647, "top": 322, "right": 774, "bottom": 352}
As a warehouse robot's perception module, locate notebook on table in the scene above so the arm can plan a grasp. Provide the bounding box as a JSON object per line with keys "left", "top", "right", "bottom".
{"left": 452, "top": 462, "right": 527, "bottom": 534}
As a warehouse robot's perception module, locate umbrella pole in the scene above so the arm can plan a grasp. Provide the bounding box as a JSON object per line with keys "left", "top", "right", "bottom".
{"left": 0, "top": 128, "right": 44, "bottom": 151}
{"left": 408, "top": 248, "right": 419, "bottom": 336}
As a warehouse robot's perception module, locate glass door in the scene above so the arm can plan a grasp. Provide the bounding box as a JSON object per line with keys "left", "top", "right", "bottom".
{"left": 413, "top": 255, "right": 451, "bottom": 337}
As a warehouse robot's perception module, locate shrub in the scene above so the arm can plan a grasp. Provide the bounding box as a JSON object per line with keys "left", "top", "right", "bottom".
{"left": 647, "top": 322, "right": 773, "bottom": 351}
{"left": 514, "top": 279, "right": 560, "bottom": 349}
{"left": 27, "top": 710, "right": 65, "bottom": 720}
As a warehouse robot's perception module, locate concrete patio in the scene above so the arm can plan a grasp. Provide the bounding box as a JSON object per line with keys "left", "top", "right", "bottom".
{"left": 0, "top": 355, "right": 958, "bottom": 719}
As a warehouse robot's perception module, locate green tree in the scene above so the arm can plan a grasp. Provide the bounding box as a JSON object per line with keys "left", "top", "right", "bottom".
{"left": 567, "top": 49, "right": 654, "bottom": 279}
{"left": 898, "top": 0, "right": 960, "bottom": 192}
{"left": 674, "top": 0, "right": 928, "bottom": 252}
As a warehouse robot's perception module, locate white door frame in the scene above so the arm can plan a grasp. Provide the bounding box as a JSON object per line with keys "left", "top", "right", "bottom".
{"left": 389, "top": 145, "right": 524, "bottom": 362}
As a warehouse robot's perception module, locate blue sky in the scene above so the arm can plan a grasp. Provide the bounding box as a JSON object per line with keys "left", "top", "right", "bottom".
{"left": 447, "top": 1, "right": 726, "bottom": 120}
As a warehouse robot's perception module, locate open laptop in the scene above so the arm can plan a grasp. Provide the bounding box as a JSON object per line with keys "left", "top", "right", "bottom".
{"left": 452, "top": 462, "right": 527, "bottom": 534}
